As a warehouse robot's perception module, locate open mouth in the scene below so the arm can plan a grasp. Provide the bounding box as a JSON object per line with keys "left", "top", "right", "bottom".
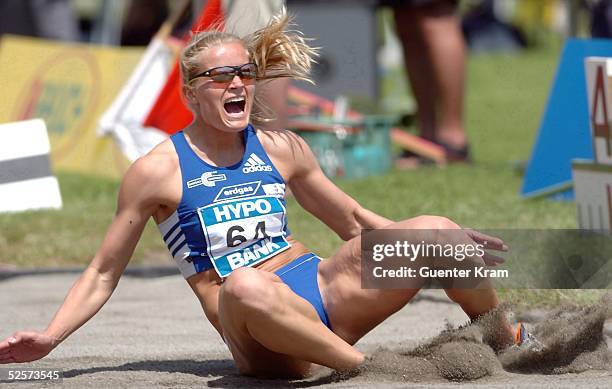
{"left": 224, "top": 96, "right": 246, "bottom": 115}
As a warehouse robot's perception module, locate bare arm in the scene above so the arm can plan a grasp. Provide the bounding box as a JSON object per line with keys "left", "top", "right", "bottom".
{"left": 44, "top": 165, "right": 155, "bottom": 343}
{"left": 275, "top": 131, "right": 393, "bottom": 240}
{"left": 0, "top": 156, "right": 165, "bottom": 363}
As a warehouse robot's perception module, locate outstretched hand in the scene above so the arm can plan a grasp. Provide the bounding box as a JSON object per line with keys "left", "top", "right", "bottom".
{"left": 465, "top": 229, "right": 509, "bottom": 266}
{"left": 0, "top": 331, "right": 56, "bottom": 363}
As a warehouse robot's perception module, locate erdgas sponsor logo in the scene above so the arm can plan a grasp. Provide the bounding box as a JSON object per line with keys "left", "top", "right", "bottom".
{"left": 243, "top": 153, "right": 272, "bottom": 173}
{"left": 187, "top": 171, "right": 227, "bottom": 188}
{"left": 214, "top": 181, "right": 261, "bottom": 202}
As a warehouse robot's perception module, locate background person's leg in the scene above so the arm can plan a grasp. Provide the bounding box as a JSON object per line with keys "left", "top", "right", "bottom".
{"left": 394, "top": 7, "right": 438, "bottom": 142}
{"left": 218, "top": 267, "right": 363, "bottom": 377}
{"left": 222, "top": 0, "right": 289, "bottom": 131}
{"left": 421, "top": 1, "right": 467, "bottom": 151}
{"left": 254, "top": 78, "right": 290, "bottom": 130}
{"left": 394, "top": 1, "right": 468, "bottom": 153}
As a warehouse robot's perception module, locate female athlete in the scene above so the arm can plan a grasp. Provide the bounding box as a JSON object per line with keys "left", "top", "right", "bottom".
{"left": 0, "top": 11, "right": 513, "bottom": 378}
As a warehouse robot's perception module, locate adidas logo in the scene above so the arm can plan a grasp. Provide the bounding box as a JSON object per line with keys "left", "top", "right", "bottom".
{"left": 243, "top": 153, "right": 273, "bottom": 173}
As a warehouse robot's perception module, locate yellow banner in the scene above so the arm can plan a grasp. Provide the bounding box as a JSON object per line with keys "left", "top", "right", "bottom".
{"left": 0, "top": 35, "right": 145, "bottom": 178}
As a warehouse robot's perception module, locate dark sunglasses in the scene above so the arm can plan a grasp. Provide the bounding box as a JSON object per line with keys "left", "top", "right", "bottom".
{"left": 191, "top": 63, "right": 258, "bottom": 83}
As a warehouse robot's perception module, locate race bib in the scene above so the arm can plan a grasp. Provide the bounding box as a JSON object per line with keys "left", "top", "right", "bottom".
{"left": 197, "top": 195, "right": 291, "bottom": 277}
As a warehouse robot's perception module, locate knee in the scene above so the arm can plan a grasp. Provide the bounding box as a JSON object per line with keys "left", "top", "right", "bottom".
{"left": 394, "top": 215, "right": 461, "bottom": 248}
{"left": 220, "top": 268, "right": 277, "bottom": 313}
{"left": 399, "top": 215, "right": 460, "bottom": 230}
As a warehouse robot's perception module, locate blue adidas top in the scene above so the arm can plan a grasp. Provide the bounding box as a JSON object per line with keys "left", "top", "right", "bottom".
{"left": 157, "top": 124, "right": 292, "bottom": 279}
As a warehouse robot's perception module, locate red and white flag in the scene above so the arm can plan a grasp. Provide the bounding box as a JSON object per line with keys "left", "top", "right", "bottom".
{"left": 144, "top": 0, "right": 224, "bottom": 135}
{"left": 98, "top": 0, "right": 224, "bottom": 161}
{"left": 97, "top": 35, "right": 173, "bottom": 161}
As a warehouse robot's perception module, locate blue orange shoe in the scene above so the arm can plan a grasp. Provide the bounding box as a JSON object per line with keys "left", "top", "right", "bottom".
{"left": 514, "top": 322, "right": 545, "bottom": 351}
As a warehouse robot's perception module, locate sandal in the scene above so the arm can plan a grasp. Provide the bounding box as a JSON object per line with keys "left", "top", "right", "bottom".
{"left": 436, "top": 140, "right": 471, "bottom": 163}
{"left": 395, "top": 140, "right": 471, "bottom": 168}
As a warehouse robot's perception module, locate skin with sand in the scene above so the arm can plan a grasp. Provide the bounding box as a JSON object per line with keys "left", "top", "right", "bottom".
{"left": 329, "top": 296, "right": 612, "bottom": 384}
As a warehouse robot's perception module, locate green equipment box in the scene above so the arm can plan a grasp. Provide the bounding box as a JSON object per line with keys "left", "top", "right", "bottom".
{"left": 291, "top": 115, "right": 396, "bottom": 179}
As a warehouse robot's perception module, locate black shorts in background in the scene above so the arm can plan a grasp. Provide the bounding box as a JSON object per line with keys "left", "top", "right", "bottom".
{"left": 379, "top": 0, "right": 458, "bottom": 9}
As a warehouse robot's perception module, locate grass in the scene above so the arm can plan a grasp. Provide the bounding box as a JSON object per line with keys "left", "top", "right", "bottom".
{"left": 0, "top": 44, "right": 604, "bottom": 307}
{"left": 290, "top": 45, "right": 577, "bottom": 255}
{"left": 0, "top": 173, "right": 167, "bottom": 267}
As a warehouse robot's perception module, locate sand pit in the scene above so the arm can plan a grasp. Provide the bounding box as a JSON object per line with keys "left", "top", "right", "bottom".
{"left": 2, "top": 275, "right": 610, "bottom": 387}
{"left": 330, "top": 300, "right": 612, "bottom": 384}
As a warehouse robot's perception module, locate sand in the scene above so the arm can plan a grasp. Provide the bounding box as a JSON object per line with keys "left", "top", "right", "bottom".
{"left": 0, "top": 272, "right": 610, "bottom": 388}
{"left": 328, "top": 298, "right": 612, "bottom": 385}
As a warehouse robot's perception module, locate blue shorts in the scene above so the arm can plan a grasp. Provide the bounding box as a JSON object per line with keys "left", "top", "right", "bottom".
{"left": 274, "top": 253, "right": 331, "bottom": 329}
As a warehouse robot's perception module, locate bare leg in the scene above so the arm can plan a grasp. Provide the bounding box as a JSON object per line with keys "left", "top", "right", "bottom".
{"left": 419, "top": 2, "right": 467, "bottom": 148}
{"left": 218, "top": 267, "right": 363, "bottom": 377}
{"left": 394, "top": 1, "right": 467, "bottom": 149}
{"left": 444, "top": 287, "right": 499, "bottom": 320}
{"left": 319, "top": 216, "right": 513, "bottom": 346}
{"left": 394, "top": 8, "right": 438, "bottom": 141}
{"left": 255, "top": 78, "right": 290, "bottom": 131}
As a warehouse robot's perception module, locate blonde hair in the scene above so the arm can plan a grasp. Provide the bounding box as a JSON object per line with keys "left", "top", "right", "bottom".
{"left": 179, "top": 9, "right": 317, "bottom": 125}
